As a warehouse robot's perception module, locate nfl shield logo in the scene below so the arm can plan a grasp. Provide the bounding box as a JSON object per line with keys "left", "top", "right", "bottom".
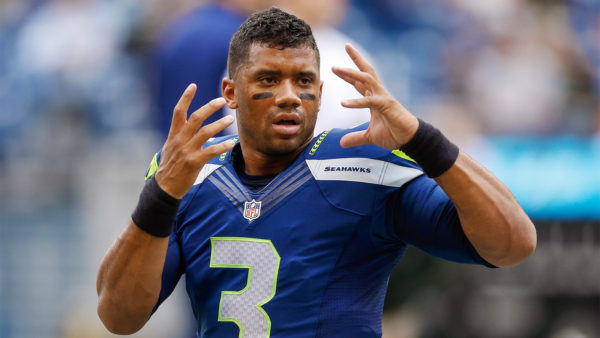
{"left": 243, "top": 199, "right": 262, "bottom": 221}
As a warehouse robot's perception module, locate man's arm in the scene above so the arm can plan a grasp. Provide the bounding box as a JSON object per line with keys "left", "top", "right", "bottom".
{"left": 96, "top": 84, "right": 235, "bottom": 334}
{"left": 332, "top": 44, "right": 536, "bottom": 267}
{"left": 96, "top": 222, "right": 169, "bottom": 334}
{"left": 433, "top": 152, "right": 535, "bottom": 267}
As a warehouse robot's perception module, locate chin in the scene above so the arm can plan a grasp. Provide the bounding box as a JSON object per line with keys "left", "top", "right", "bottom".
{"left": 263, "top": 134, "right": 311, "bottom": 156}
{"left": 264, "top": 139, "right": 303, "bottom": 155}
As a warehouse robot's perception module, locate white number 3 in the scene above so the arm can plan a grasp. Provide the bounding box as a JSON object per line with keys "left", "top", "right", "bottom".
{"left": 210, "top": 237, "right": 281, "bottom": 338}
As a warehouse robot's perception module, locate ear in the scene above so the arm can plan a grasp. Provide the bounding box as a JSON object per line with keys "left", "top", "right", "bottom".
{"left": 222, "top": 78, "right": 238, "bottom": 109}
{"left": 318, "top": 80, "right": 324, "bottom": 110}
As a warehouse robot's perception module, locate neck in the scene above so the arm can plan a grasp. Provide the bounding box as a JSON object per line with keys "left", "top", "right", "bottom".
{"left": 239, "top": 139, "right": 312, "bottom": 176}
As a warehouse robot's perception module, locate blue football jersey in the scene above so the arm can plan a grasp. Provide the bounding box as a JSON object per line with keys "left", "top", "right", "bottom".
{"left": 149, "top": 124, "right": 492, "bottom": 337}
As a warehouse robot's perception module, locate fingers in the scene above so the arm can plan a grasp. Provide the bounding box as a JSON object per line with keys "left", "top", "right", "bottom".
{"left": 340, "top": 131, "right": 369, "bottom": 148}
{"left": 181, "top": 97, "right": 227, "bottom": 140}
{"left": 169, "top": 84, "right": 197, "bottom": 139}
{"left": 190, "top": 114, "right": 235, "bottom": 148}
{"left": 345, "top": 44, "right": 378, "bottom": 78}
{"left": 341, "top": 96, "right": 376, "bottom": 109}
{"left": 332, "top": 66, "right": 371, "bottom": 84}
{"left": 332, "top": 66, "right": 380, "bottom": 96}
{"left": 342, "top": 95, "right": 385, "bottom": 108}
{"left": 332, "top": 67, "right": 368, "bottom": 95}
{"left": 201, "top": 139, "right": 236, "bottom": 161}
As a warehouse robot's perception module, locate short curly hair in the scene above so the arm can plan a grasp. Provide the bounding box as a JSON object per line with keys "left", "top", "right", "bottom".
{"left": 227, "top": 7, "right": 320, "bottom": 79}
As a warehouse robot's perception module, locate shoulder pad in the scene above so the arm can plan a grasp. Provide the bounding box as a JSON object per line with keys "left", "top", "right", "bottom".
{"left": 205, "top": 134, "right": 239, "bottom": 165}
{"left": 307, "top": 123, "right": 421, "bottom": 169}
{"left": 144, "top": 152, "right": 160, "bottom": 180}
{"left": 304, "top": 123, "right": 423, "bottom": 215}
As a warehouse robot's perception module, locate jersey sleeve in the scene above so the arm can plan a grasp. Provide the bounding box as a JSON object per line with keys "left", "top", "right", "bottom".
{"left": 389, "top": 175, "right": 496, "bottom": 267}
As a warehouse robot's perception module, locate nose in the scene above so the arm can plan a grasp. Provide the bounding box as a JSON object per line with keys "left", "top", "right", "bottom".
{"left": 274, "top": 80, "right": 301, "bottom": 109}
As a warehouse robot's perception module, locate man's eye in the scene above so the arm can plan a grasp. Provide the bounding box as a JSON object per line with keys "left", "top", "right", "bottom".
{"left": 299, "top": 78, "right": 312, "bottom": 85}
{"left": 260, "top": 77, "right": 276, "bottom": 85}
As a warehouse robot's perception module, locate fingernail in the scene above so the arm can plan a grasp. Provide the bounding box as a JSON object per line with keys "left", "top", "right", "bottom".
{"left": 224, "top": 115, "right": 234, "bottom": 122}
{"left": 215, "top": 97, "right": 226, "bottom": 105}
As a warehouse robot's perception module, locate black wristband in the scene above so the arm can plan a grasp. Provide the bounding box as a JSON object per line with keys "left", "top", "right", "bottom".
{"left": 400, "top": 118, "right": 459, "bottom": 178}
{"left": 131, "top": 176, "right": 181, "bottom": 237}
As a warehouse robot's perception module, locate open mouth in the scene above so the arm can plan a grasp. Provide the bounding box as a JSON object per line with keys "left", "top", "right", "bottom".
{"left": 273, "top": 113, "right": 301, "bottom": 125}
{"left": 272, "top": 114, "right": 302, "bottom": 135}
{"left": 275, "top": 119, "right": 298, "bottom": 125}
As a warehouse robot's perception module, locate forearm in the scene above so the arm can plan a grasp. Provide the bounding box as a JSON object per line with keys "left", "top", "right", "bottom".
{"left": 95, "top": 85, "right": 232, "bottom": 333}
{"left": 331, "top": 45, "right": 536, "bottom": 267}
{"left": 435, "top": 152, "right": 536, "bottom": 267}
{"left": 96, "top": 220, "right": 169, "bottom": 334}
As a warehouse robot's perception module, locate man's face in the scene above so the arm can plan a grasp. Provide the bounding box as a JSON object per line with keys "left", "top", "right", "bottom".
{"left": 227, "top": 43, "right": 322, "bottom": 157}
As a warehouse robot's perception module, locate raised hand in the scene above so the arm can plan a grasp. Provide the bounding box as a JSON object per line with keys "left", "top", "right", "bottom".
{"left": 332, "top": 44, "right": 419, "bottom": 150}
{"left": 155, "top": 84, "right": 235, "bottom": 199}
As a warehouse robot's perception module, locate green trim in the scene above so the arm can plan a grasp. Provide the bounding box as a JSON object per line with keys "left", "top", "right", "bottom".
{"left": 392, "top": 149, "right": 416, "bottom": 163}
{"left": 219, "top": 137, "right": 239, "bottom": 161}
{"left": 210, "top": 237, "right": 281, "bottom": 338}
{"left": 309, "top": 130, "right": 330, "bottom": 156}
{"left": 145, "top": 153, "right": 159, "bottom": 180}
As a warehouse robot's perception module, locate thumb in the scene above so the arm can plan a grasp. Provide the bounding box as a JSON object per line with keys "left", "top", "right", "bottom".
{"left": 340, "top": 131, "right": 369, "bottom": 148}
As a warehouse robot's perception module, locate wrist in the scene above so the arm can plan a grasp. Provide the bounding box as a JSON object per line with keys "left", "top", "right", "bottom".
{"left": 131, "top": 176, "right": 182, "bottom": 237}
{"left": 154, "top": 170, "right": 185, "bottom": 200}
{"left": 398, "top": 115, "right": 419, "bottom": 148}
{"left": 399, "top": 118, "right": 459, "bottom": 178}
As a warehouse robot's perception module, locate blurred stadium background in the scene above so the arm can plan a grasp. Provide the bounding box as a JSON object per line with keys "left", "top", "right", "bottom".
{"left": 0, "top": 0, "right": 598, "bottom": 337}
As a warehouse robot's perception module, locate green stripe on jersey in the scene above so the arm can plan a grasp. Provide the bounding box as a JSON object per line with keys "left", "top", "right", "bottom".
{"left": 392, "top": 149, "right": 416, "bottom": 163}
{"left": 145, "top": 153, "right": 159, "bottom": 180}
